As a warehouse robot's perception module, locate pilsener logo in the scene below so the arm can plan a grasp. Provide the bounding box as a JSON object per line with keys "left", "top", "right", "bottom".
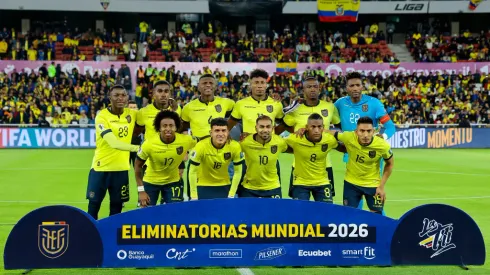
{"left": 209, "top": 249, "right": 243, "bottom": 259}
{"left": 254, "top": 247, "right": 286, "bottom": 260}
{"left": 298, "top": 250, "right": 332, "bottom": 257}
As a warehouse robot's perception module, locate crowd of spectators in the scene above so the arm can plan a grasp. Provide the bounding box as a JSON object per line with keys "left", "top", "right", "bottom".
{"left": 0, "top": 21, "right": 393, "bottom": 63}
{"left": 0, "top": 63, "right": 489, "bottom": 127}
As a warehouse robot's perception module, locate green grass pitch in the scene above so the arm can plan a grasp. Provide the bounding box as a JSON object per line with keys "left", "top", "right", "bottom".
{"left": 0, "top": 149, "right": 489, "bottom": 275}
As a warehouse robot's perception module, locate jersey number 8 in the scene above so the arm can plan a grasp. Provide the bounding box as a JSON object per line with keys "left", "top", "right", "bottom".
{"left": 118, "top": 126, "right": 129, "bottom": 138}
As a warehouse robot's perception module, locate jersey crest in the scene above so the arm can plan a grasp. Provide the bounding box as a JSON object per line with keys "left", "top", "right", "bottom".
{"left": 271, "top": 145, "right": 278, "bottom": 154}
{"left": 176, "top": 146, "right": 184, "bottom": 155}
{"left": 224, "top": 152, "right": 231, "bottom": 160}
{"left": 266, "top": 105, "right": 274, "bottom": 113}
{"left": 362, "top": 104, "right": 369, "bottom": 112}
{"left": 321, "top": 109, "right": 329, "bottom": 117}
{"left": 322, "top": 144, "right": 328, "bottom": 152}
{"left": 368, "top": 150, "right": 376, "bottom": 158}
{"left": 126, "top": 115, "right": 132, "bottom": 123}
{"left": 215, "top": 104, "right": 222, "bottom": 113}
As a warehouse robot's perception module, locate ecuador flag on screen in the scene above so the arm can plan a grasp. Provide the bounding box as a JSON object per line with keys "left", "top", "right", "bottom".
{"left": 276, "top": 63, "right": 297, "bottom": 74}
{"left": 317, "top": 0, "right": 360, "bottom": 22}
{"left": 468, "top": 0, "right": 482, "bottom": 10}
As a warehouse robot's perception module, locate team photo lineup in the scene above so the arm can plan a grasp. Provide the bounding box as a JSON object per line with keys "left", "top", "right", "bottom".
{"left": 86, "top": 70, "right": 395, "bottom": 220}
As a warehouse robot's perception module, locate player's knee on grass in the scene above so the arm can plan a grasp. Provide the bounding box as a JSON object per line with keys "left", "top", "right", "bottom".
{"left": 313, "top": 184, "right": 333, "bottom": 203}
{"left": 290, "top": 186, "right": 311, "bottom": 200}
{"left": 197, "top": 186, "right": 231, "bottom": 200}
{"left": 162, "top": 181, "right": 185, "bottom": 203}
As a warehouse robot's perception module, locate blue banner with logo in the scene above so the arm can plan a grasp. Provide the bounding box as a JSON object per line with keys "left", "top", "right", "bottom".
{"left": 0, "top": 127, "right": 95, "bottom": 148}
{"left": 4, "top": 199, "right": 485, "bottom": 269}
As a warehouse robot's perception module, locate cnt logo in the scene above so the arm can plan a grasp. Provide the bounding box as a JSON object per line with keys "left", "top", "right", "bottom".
{"left": 254, "top": 247, "right": 286, "bottom": 260}
{"left": 166, "top": 248, "right": 196, "bottom": 260}
{"left": 342, "top": 247, "right": 376, "bottom": 260}
{"left": 116, "top": 250, "right": 154, "bottom": 260}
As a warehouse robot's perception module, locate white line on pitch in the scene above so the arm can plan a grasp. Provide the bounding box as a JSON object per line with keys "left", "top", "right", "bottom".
{"left": 0, "top": 195, "right": 489, "bottom": 205}
{"left": 236, "top": 268, "right": 255, "bottom": 275}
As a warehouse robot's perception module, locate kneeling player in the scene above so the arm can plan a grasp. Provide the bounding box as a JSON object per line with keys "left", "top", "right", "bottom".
{"left": 188, "top": 118, "right": 244, "bottom": 200}
{"left": 135, "top": 110, "right": 196, "bottom": 207}
{"left": 333, "top": 117, "right": 394, "bottom": 214}
{"left": 285, "top": 114, "right": 339, "bottom": 202}
{"left": 238, "top": 115, "right": 288, "bottom": 198}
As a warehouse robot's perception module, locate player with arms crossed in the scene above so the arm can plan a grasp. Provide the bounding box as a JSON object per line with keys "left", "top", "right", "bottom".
{"left": 334, "top": 72, "right": 395, "bottom": 214}
{"left": 188, "top": 118, "right": 244, "bottom": 200}
{"left": 86, "top": 85, "right": 139, "bottom": 220}
{"left": 277, "top": 76, "right": 341, "bottom": 197}
{"left": 285, "top": 113, "right": 341, "bottom": 202}
{"left": 331, "top": 117, "right": 394, "bottom": 214}
{"left": 135, "top": 110, "right": 196, "bottom": 207}
{"left": 182, "top": 74, "right": 235, "bottom": 199}
{"left": 239, "top": 115, "right": 288, "bottom": 198}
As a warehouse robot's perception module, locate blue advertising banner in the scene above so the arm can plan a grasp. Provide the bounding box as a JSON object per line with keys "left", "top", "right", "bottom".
{"left": 1, "top": 127, "right": 489, "bottom": 149}
{"left": 3, "top": 199, "right": 486, "bottom": 269}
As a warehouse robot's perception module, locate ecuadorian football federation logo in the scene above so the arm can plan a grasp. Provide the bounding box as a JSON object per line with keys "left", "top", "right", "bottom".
{"left": 368, "top": 151, "right": 376, "bottom": 158}
{"left": 126, "top": 115, "right": 132, "bottom": 123}
{"left": 362, "top": 104, "right": 369, "bottom": 112}
{"left": 215, "top": 104, "right": 222, "bottom": 113}
{"left": 322, "top": 144, "right": 329, "bottom": 152}
{"left": 176, "top": 146, "right": 184, "bottom": 155}
{"left": 335, "top": 4, "right": 345, "bottom": 16}
{"left": 266, "top": 105, "right": 274, "bottom": 113}
{"left": 38, "top": 221, "right": 69, "bottom": 259}
{"left": 321, "top": 109, "right": 329, "bottom": 117}
{"left": 271, "top": 145, "right": 278, "bottom": 154}
{"left": 224, "top": 152, "right": 231, "bottom": 160}
{"left": 100, "top": 0, "right": 110, "bottom": 10}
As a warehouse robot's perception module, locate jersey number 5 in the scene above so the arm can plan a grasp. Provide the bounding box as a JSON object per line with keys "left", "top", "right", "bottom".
{"left": 118, "top": 126, "right": 129, "bottom": 138}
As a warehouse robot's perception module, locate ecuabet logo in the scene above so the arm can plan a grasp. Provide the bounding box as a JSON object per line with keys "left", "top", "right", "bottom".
{"left": 254, "top": 246, "right": 286, "bottom": 260}
{"left": 418, "top": 218, "right": 456, "bottom": 258}
{"left": 38, "top": 221, "right": 69, "bottom": 259}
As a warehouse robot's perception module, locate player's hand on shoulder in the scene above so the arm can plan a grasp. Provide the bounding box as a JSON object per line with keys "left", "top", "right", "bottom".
{"left": 294, "top": 128, "right": 306, "bottom": 138}
{"left": 169, "top": 98, "right": 179, "bottom": 112}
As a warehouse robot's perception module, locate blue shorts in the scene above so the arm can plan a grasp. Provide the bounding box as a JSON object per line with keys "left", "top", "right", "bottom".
{"left": 144, "top": 180, "right": 184, "bottom": 205}
{"left": 290, "top": 184, "right": 333, "bottom": 203}
{"left": 86, "top": 169, "right": 129, "bottom": 203}
{"left": 197, "top": 185, "right": 231, "bottom": 200}
{"left": 289, "top": 167, "right": 335, "bottom": 197}
{"left": 343, "top": 180, "right": 384, "bottom": 213}
{"left": 237, "top": 186, "right": 282, "bottom": 198}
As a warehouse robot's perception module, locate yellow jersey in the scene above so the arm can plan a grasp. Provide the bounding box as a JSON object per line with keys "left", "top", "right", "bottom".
{"left": 136, "top": 103, "right": 182, "bottom": 141}
{"left": 231, "top": 96, "right": 284, "bottom": 133}
{"left": 189, "top": 139, "right": 243, "bottom": 186}
{"left": 285, "top": 133, "right": 338, "bottom": 186}
{"left": 336, "top": 131, "right": 393, "bottom": 187}
{"left": 283, "top": 101, "right": 340, "bottom": 167}
{"left": 91, "top": 108, "right": 137, "bottom": 171}
{"left": 137, "top": 133, "right": 196, "bottom": 185}
{"left": 240, "top": 134, "right": 288, "bottom": 190}
{"left": 181, "top": 97, "right": 235, "bottom": 139}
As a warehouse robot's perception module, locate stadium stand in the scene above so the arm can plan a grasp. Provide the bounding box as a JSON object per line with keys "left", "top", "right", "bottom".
{"left": 0, "top": 22, "right": 393, "bottom": 63}
{"left": 1, "top": 63, "right": 489, "bottom": 127}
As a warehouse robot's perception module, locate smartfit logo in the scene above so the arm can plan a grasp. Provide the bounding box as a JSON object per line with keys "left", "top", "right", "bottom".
{"left": 254, "top": 247, "right": 286, "bottom": 260}
{"left": 342, "top": 247, "right": 376, "bottom": 260}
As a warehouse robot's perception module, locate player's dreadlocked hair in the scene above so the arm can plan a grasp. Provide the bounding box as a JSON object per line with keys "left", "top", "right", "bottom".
{"left": 346, "top": 71, "right": 362, "bottom": 82}
{"left": 357, "top": 116, "right": 374, "bottom": 126}
{"left": 153, "top": 110, "right": 182, "bottom": 133}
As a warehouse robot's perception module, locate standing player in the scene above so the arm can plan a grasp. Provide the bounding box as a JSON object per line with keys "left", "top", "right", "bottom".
{"left": 188, "top": 118, "right": 244, "bottom": 200}
{"left": 181, "top": 74, "right": 235, "bottom": 198}
{"left": 239, "top": 115, "right": 288, "bottom": 198}
{"left": 181, "top": 74, "right": 235, "bottom": 140}
{"left": 128, "top": 100, "right": 141, "bottom": 168}
{"left": 277, "top": 76, "right": 340, "bottom": 197}
{"left": 334, "top": 71, "right": 396, "bottom": 213}
{"left": 285, "top": 113, "right": 340, "bottom": 202}
{"left": 135, "top": 110, "right": 196, "bottom": 207}
{"left": 331, "top": 117, "right": 394, "bottom": 214}
{"left": 86, "top": 85, "right": 138, "bottom": 220}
